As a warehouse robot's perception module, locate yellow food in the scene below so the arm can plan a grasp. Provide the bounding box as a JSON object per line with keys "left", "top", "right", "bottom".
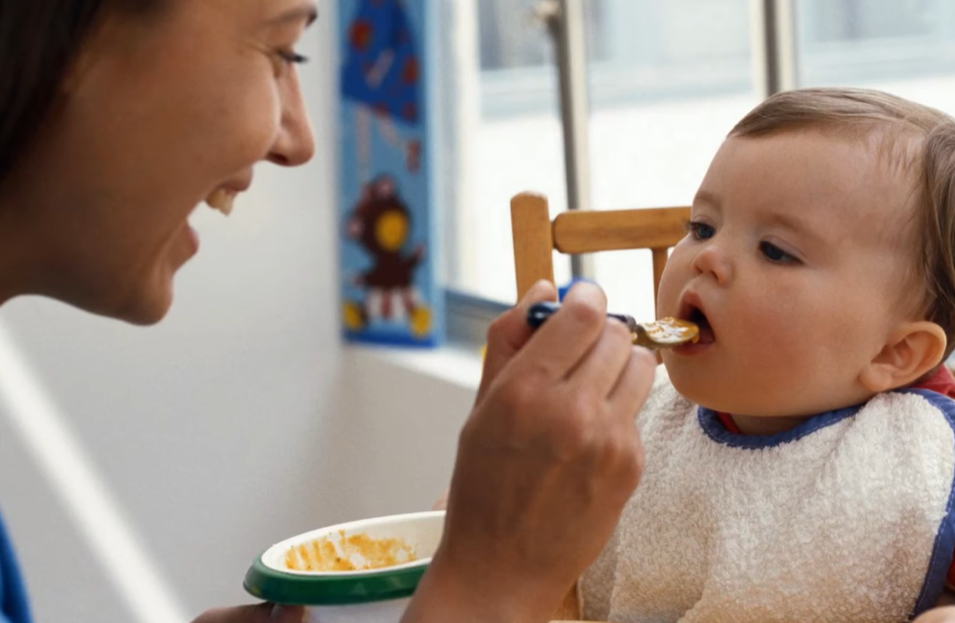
{"left": 284, "top": 530, "right": 416, "bottom": 572}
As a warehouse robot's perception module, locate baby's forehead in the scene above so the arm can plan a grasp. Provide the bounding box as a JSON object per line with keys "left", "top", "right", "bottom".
{"left": 832, "top": 129, "right": 922, "bottom": 244}
{"left": 761, "top": 126, "right": 920, "bottom": 213}
{"left": 714, "top": 128, "right": 925, "bottom": 256}
{"left": 792, "top": 127, "right": 924, "bottom": 274}
{"left": 723, "top": 128, "right": 920, "bottom": 208}
{"left": 825, "top": 127, "right": 923, "bottom": 230}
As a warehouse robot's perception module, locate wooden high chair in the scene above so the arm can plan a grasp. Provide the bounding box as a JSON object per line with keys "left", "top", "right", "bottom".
{"left": 510, "top": 191, "right": 690, "bottom": 623}
{"left": 511, "top": 191, "right": 690, "bottom": 304}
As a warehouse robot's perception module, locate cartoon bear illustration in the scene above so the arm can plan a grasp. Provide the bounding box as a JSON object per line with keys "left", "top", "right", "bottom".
{"left": 342, "top": 175, "right": 431, "bottom": 337}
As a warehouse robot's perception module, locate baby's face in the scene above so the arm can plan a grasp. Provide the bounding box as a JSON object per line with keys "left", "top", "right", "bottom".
{"left": 658, "top": 130, "right": 922, "bottom": 418}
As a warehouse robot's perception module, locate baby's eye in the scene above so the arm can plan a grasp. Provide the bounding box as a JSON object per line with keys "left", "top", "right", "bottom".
{"left": 686, "top": 221, "right": 715, "bottom": 241}
{"left": 759, "top": 241, "right": 798, "bottom": 264}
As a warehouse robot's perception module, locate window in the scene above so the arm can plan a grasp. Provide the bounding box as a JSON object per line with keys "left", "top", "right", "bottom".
{"left": 446, "top": 0, "right": 955, "bottom": 332}
{"left": 795, "top": 0, "right": 955, "bottom": 112}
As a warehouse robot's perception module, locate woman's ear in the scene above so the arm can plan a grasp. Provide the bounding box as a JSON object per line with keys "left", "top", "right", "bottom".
{"left": 859, "top": 321, "right": 948, "bottom": 393}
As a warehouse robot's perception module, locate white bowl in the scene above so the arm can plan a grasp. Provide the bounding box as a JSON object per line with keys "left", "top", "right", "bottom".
{"left": 244, "top": 511, "right": 445, "bottom": 623}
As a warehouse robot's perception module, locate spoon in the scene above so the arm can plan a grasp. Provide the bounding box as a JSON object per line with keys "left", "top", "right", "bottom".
{"left": 526, "top": 301, "right": 699, "bottom": 350}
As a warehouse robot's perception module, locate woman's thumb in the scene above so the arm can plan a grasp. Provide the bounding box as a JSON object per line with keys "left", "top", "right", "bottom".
{"left": 266, "top": 605, "right": 305, "bottom": 623}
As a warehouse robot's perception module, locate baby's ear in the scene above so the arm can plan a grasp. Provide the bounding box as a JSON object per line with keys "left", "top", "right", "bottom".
{"left": 859, "top": 321, "right": 948, "bottom": 393}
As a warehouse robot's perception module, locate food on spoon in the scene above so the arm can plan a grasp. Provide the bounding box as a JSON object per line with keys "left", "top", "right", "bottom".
{"left": 639, "top": 317, "right": 699, "bottom": 346}
{"left": 284, "top": 530, "right": 417, "bottom": 572}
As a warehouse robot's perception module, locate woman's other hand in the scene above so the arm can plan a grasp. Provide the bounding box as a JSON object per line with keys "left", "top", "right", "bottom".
{"left": 430, "top": 488, "right": 449, "bottom": 511}
{"left": 192, "top": 604, "right": 304, "bottom": 623}
{"left": 404, "top": 280, "right": 656, "bottom": 623}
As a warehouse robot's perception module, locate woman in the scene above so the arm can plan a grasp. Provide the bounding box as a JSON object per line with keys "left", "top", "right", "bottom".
{"left": 0, "top": 1, "right": 655, "bottom": 622}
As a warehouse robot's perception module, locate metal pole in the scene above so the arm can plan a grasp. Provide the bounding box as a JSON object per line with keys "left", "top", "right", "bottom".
{"left": 537, "top": 0, "right": 595, "bottom": 280}
{"left": 751, "top": 0, "right": 799, "bottom": 98}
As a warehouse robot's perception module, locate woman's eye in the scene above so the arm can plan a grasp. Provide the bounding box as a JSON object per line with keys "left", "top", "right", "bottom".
{"left": 759, "top": 241, "right": 798, "bottom": 264}
{"left": 686, "top": 221, "right": 715, "bottom": 240}
{"left": 276, "top": 50, "right": 310, "bottom": 66}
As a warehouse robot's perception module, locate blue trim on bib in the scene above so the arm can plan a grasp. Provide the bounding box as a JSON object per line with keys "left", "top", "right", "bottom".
{"left": 901, "top": 389, "right": 955, "bottom": 618}
{"left": 697, "top": 403, "right": 862, "bottom": 449}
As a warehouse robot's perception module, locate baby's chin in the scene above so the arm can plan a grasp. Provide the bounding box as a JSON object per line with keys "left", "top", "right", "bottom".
{"left": 670, "top": 377, "right": 830, "bottom": 419}
{"left": 666, "top": 369, "right": 758, "bottom": 415}
{"left": 666, "top": 371, "right": 716, "bottom": 409}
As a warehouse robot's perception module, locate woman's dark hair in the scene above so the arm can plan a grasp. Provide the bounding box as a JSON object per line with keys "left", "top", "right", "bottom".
{"left": 0, "top": 0, "right": 160, "bottom": 182}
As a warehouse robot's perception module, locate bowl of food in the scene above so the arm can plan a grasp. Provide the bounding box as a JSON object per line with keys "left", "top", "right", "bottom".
{"left": 244, "top": 510, "right": 445, "bottom": 623}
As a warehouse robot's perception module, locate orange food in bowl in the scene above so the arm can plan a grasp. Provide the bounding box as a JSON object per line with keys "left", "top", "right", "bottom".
{"left": 284, "top": 530, "right": 417, "bottom": 572}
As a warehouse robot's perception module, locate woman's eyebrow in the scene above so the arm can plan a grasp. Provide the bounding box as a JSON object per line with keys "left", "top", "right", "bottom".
{"left": 267, "top": 2, "right": 319, "bottom": 27}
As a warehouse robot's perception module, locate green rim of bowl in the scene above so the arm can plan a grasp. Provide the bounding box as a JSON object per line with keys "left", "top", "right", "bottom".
{"left": 243, "top": 555, "right": 429, "bottom": 606}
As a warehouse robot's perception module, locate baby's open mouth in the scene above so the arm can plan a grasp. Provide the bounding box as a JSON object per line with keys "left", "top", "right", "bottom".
{"left": 683, "top": 305, "right": 715, "bottom": 344}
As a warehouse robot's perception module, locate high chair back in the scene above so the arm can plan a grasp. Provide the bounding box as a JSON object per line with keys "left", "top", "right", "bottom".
{"left": 511, "top": 192, "right": 691, "bottom": 304}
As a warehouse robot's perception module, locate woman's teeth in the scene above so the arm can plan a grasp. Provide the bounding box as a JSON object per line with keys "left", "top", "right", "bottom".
{"left": 205, "top": 189, "right": 235, "bottom": 216}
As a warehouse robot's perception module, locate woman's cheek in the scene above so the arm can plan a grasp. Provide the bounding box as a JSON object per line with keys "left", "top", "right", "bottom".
{"left": 200, "top": 79, "right": 283, "bottom": 175}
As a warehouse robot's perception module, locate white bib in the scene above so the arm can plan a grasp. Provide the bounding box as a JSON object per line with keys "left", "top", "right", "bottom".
{"left": 581, "top": 368, "right": 955, "bottom": 623}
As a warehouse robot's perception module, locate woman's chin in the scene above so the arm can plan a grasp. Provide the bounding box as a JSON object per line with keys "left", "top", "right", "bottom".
{"left": 120, "top": 297, "right": 173, "bottom": 326}
{"left": 114, "top": 248, "right": 191, "bottom": 324}
{"left": 84, "top": 271, "right": 176, "bottom": 326}
{"left": 95, "top": 288, "right": 174, "bottom": 326}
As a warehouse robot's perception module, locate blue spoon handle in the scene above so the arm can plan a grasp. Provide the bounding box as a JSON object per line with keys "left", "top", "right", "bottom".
{"left": 526, "top": 301, "right": 633, "bottom": 329}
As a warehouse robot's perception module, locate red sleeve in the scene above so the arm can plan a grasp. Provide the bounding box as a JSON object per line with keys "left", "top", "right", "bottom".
{"left": 913, "top": 366, "right": 955, "bottom": 400}
{"left": 716, "top": 412, "right": 741, "bottom": 434}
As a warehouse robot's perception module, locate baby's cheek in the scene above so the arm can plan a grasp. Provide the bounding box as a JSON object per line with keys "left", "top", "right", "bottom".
{"left": 656, "top": 252, "right": 690, "bottom": 316}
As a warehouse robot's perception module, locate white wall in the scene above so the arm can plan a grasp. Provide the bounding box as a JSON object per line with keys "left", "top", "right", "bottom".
{"left": 0, "top": 12, "right": 480, "bottom": 623}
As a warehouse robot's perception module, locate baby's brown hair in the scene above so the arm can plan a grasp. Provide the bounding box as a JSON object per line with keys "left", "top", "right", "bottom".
{"left": 729, "top": 87, "right": 955, "bottom": 362}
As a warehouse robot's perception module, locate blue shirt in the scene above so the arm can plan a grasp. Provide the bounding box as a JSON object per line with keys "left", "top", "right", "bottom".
{"left": 0, "top": 510, "right": 30, "bottom": 623}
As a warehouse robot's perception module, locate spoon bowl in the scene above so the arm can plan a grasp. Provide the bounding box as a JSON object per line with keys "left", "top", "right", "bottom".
{"left": 526, "top": 301, "right": 698, "bottom": 350}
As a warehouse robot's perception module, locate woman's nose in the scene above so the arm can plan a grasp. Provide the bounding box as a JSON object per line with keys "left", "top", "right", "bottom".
{"left": 691, "top": 240, "right": 732, "bottom": 285}
{"left": 268, "top": 71, "right": 316, "bottom": 167}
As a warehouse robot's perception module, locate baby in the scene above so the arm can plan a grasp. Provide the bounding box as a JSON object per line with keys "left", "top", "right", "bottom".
{"left": 579, "top": 88, "right": 955, "bottom": 623}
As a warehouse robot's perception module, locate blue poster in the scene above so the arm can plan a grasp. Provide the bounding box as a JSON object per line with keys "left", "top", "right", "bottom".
{"left": 338, "top": 0, "right": 442, "bottom": 347}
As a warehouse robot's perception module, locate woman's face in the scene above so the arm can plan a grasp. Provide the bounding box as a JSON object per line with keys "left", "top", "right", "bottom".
{"left": 0, "top": 0, "right": 317, "bottom": 323}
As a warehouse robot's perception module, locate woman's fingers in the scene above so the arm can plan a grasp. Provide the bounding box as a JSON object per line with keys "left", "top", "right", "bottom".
{"left": 608, "top": 347, "right": 658, "bottom": 415}
{"left": 513, "top": 282, "right": 608, "bottom": 381}
{"left": 477, "top": 280, "right": 556, "bottom": 401}
{"left": 565, "top": 317, "right": 635, "bottom": 398}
